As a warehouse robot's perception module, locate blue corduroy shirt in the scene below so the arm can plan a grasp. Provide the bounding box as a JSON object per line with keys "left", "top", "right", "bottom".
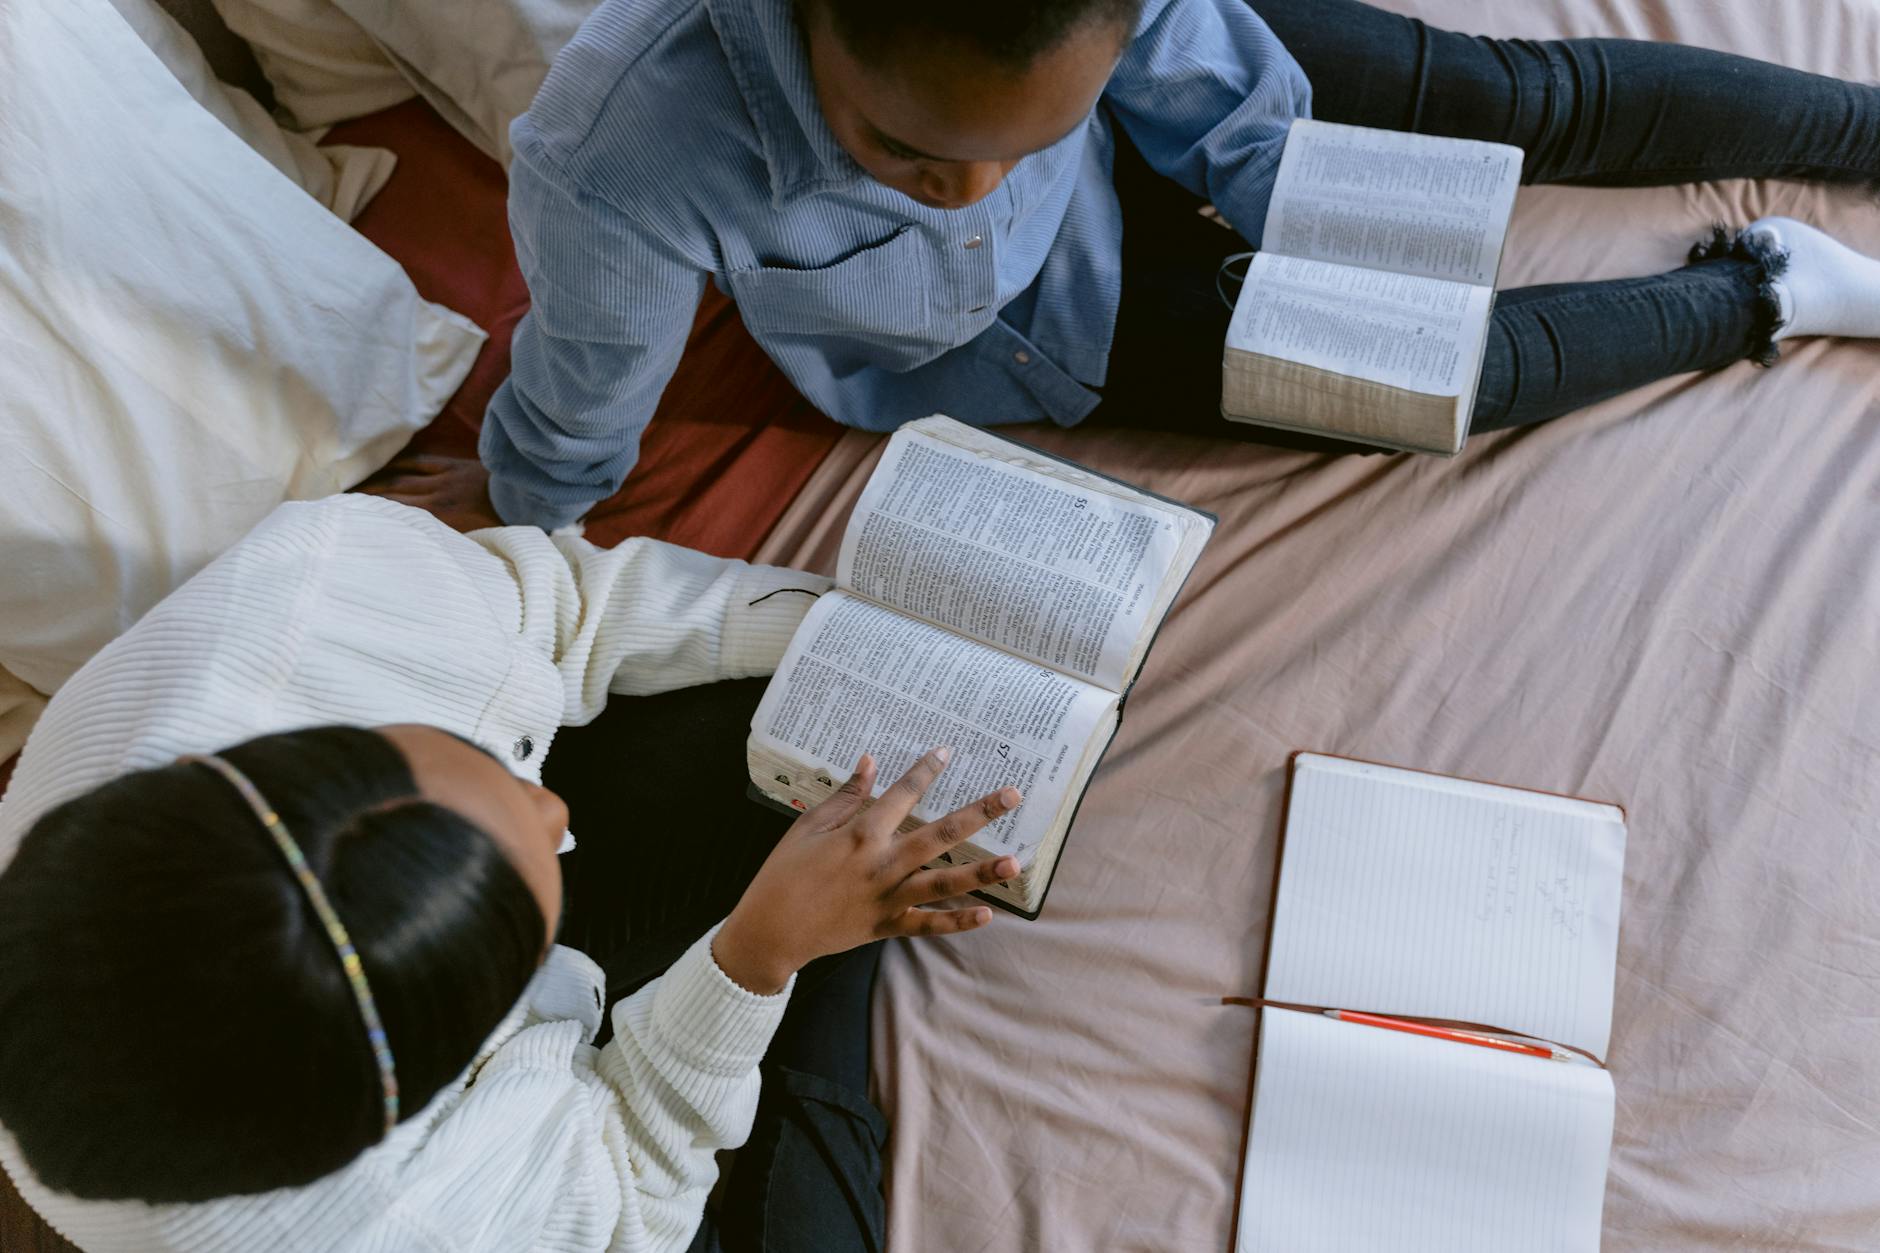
{"left": 482, "top": 0, "right": 1312, "bottom": 527}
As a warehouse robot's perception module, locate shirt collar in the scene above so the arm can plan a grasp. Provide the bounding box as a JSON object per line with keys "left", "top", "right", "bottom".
{"left": 708, "top": 0, "right": 867, "bottom": 208}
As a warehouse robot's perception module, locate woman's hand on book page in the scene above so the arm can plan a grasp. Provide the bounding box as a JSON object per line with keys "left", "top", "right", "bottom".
{"left": 712, "top": 748, "right": 1024, "bottom": 995}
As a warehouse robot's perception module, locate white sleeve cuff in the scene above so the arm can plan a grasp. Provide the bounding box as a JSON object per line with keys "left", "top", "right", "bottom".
{"left": 720, "top": 565, "right": 833, "bottom": 679}
{"left": 624, "top": 921, "right": 795, "bottom": 1077}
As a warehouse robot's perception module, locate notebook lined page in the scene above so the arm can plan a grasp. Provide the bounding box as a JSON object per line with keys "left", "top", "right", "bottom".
{"left": 1239, "top": 1008, "right": 1614, "bottom": 1252}
{"left": 1264, "top": 755, "right": 1626, "bottom": 1058}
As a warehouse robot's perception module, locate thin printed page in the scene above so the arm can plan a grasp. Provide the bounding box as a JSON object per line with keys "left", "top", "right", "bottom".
{"left": 837, "top": 424, "right": 1189, "bottom": 692}
{"left": 749, "top": 591, "right": 1117, "bottom": 866}
{"left": 1239, "top": 1008, "right": 1614, "bottom": 1253}
{"left": 1227, "top": 253, "right": 1492, "bottom": 396}
{"left": 1263, "top": 755, "right": 1627, "bottom": 1059}
{"left": 1262, "top": 118, "right": 1523, "bottom": 285}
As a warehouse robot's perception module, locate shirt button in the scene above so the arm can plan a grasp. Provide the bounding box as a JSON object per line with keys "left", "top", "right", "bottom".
{"left": 963, "top": 235, "right": 983, "bottom": 250}
{"left": 968, "top": 304, "right": 987, "bottom": 314}
{"left": 513, "top": 735, "right": 535, "bottom": 761}
{"left": 1013, "top": 351, "right": 1032, "bottom": 365}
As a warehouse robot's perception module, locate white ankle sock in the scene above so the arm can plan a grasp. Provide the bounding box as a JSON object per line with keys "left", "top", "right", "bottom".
{"left": 1744, "top": 216, "right": 1880, "bottom": 342}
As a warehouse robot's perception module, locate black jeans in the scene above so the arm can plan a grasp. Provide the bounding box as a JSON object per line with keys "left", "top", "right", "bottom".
{"left": 1094, "top": 0, "right": 1880, "bottom": 438}
{"left": 546, "top": 679, "right": 886, "bottom": 1253}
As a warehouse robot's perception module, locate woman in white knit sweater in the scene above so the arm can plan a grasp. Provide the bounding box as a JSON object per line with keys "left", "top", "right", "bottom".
{"left": 0, "top": 493, "right": 1024, "bottom": 1252}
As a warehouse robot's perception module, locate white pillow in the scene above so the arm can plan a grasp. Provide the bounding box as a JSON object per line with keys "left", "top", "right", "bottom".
{"left": 0, "top": 668, "right": 46, "bottom": 766}
{"left": 335, "top": 0, "right": 600, "bottom": 165}
{"left": 110, "top": 0, "right": 394, "bottom": 220}
{"left": 207, "top": 0, "right": 414, "bottom": 130}
{"left": 0, "top": 0, "right": 486, "bottom": 699}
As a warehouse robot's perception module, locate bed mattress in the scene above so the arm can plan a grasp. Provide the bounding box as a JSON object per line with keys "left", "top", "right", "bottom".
{"left": 752, "top": 2, "right": 1880, "bottom": 1246}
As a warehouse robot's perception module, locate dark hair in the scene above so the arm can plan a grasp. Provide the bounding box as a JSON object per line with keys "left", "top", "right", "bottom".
{"left": 0, "top": 726, "right": 546, "bottom": 1203}
{"left": 800, "top": 0, "right": 1145, "bottom": 69}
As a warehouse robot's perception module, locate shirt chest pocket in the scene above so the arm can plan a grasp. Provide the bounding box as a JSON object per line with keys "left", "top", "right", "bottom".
{"left": 729, "top": 226, "right": 934, "bottom": 345}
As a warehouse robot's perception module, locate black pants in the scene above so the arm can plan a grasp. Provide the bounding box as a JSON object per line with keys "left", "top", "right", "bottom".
{"left": 1094, "top": 0, "right": 1880, "bottom": 438}
{"left": 546, "top": 679, "right": 886, "bottom": 1253}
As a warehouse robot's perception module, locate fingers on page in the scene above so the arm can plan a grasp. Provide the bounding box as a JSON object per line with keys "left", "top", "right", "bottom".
{"left": 837, "top": 753, "right": 876, "bottom": 802}
{"left": 876, "top": 746, "right": 952, "bottom": 826}
{"left": 909, "top": 788, "right": 1022, "bottom": 866}
{"left": 807, "top": 754, "right": 876, "bottom": 829}
{"left": 886, "top": 905, "right": 994, "bottom": 938}
{"left": 895, "top": 855, "right": 1020, "bottom": 910}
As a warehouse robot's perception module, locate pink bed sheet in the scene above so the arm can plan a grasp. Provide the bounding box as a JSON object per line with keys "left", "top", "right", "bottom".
{"left": 752, "top": 3, "right": 1880, "bottom": 1247}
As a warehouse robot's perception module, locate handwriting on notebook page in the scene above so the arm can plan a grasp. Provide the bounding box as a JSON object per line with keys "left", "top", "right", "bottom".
{"left": 1473, "top": 811, "right": 1589, "bottom": 941}
{"left": 1474, "top": 811, "right": 1516, "bottom": 924}
{"left": 1535, "top": 873, "right": 1586, "bottom": 941}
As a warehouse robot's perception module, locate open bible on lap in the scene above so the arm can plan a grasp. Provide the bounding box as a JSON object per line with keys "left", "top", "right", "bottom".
{"left": 1235, "top": 753, "right": 1628, "bottom": 1252}
{"left": 747, "top": 416, "right": 1214, "bottom": 918}
{"left": 1222, "top": 119, "right": 1523, "bottom": 455}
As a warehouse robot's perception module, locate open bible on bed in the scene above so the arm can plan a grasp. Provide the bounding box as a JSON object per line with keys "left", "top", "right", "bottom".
{"left": 1233, "top": 752, "right": 1628, "bottom": 1252}
{"left": 747, "top": 416, "right": 1215, "bottom": 918}
{"left": 1221, "top": 119, "right": 1523, "bottom": 455}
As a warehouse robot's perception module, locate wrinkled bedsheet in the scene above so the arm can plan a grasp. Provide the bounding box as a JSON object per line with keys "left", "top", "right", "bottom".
{"left": 754, "top": 3, "right": 1880, "bottom": 1247}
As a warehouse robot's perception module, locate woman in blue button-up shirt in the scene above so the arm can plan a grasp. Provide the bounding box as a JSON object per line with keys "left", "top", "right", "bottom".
{"left": 372, "top": 0, "right": 1880, "bottom": 534}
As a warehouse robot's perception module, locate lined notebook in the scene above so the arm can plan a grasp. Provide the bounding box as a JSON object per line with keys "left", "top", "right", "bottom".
{"left": 1235, "top": 753, "right": 1628, "bottom": 1253}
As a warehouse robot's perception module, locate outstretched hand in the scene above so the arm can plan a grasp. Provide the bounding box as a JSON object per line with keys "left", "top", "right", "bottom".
{"left": 713, "top": 748, "right": 1023, "bottom": 995}
{"left": 355, "top": 454, "right": 505, "bottom": 533}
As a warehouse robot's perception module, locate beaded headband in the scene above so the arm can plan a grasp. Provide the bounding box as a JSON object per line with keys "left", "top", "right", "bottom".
{"left": 187, "top": 753, "right": 400, "bottom": 1138}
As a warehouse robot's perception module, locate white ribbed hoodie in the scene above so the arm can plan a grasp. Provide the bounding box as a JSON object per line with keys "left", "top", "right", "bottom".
{"left": 0, "top": 494, "right": 832, "bottom": 1252}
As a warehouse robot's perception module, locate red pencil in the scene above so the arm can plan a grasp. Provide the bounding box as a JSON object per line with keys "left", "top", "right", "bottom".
{"left": 1325, "top": 1009, "right": 1559, "bottom": 1061}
